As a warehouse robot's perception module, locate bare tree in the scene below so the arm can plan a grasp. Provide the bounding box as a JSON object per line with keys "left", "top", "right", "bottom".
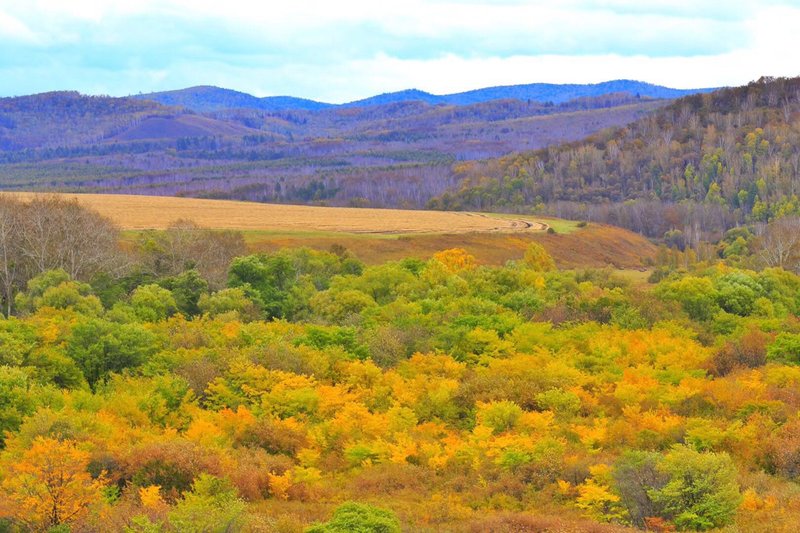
{"left": 19, "top": 195, "right": 124, "bottom": 280}
{"left": 138, "top": 219, "right": 246, "bottom": 288}
{"left": 0, "top": 194, "right": 125, "bottom": 314}
{"left": 756, "top": 217, "right": 800, "bottom": 272}
{"left": 0, "top": 198, "right": 23, "bottom": 315}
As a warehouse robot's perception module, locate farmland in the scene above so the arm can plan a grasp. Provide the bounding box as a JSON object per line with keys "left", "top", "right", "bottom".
{"left": 1, "top": 192, "right": 658, "bottom": 268}
{"left": 2, "top": 192, "right": 547, "bottom": 234}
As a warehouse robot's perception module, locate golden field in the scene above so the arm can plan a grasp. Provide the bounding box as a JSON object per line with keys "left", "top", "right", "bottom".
{"left": 1, "top": 192, "right": 546, "bottom": 234}
{"left": 1, "top": 192, "right": 657, "bottom": 268}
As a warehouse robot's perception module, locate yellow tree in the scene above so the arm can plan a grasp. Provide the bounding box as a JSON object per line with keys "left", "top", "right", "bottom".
{"left": 0, "top": 437, "right": 107, "bottom": 531}
{"left": 432, "top": 248, "right": 477, "bottom": 273}
{"left": 523, "top": 242, "right": 555, "bottom": 271}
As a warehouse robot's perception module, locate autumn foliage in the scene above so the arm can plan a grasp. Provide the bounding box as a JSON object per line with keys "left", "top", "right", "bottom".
{"left": 0, "top": 214, "right": 799, "bottom": 530}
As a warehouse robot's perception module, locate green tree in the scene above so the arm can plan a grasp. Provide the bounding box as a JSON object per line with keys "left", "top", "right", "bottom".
{"left": 306, "top": 502, "right": 401, "bottom": 533}
{"left": 168, "top": 475, "right": 245, "bottom": 533}
{"left": 130, "top": 284, "right": 177, "bottom": 322}
{"left": 767, "top": 332, "right": 800, "bottom": 365}
{"left": 160, "top": 269, "right": 208, "bottom": 317}
{"left": 66, "top": 319, "right": 159, "bottom": 387}
{"left": 651, "top": 446, "right": 740, "bottom": 531}
{"left": 228, "top": 254, "right": 297, "bottom": 319}
{"left": 198, "top": 287, "right": 260, "bottom": 320}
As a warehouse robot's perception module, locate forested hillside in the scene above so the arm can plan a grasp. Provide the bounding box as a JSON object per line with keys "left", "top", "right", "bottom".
{"left": 1, "top": 198, "right": 800, "bottom": 531}
{"left": 0, "top": 89, "right": 667, "bottom": 206}
{"left": 429, "top": 77, "right": 800, "bottom": 246}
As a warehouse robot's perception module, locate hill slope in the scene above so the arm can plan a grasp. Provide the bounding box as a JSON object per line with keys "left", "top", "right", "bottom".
{"left": 429, "top": 76, "right": 800, "bottom": 243}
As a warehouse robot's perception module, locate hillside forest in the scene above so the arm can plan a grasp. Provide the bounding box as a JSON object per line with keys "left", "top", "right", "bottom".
{"left": 0, "top": 86, "right": 673, "bottom": 208}
{"left": 1, "top": 197, "right": 800, "bottom": 531}
{"left": 430, "top": 77, "right": 800, "bottom": 248}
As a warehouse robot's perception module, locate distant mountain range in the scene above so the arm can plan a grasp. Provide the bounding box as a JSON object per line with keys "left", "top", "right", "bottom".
{"left": 133, "top": 80, "right": 718, "bottom": 112}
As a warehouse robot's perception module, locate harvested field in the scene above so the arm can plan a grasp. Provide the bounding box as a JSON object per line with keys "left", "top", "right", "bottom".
{"left": 2, "top": 192, "right": 546, "bottom": 234}
{"left": 2, "top": 192, "right": 656, "bottom": 269}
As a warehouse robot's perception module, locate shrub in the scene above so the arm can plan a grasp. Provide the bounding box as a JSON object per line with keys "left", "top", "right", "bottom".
{"left": 306, "top": 502, "right": 401, "bottom": 533}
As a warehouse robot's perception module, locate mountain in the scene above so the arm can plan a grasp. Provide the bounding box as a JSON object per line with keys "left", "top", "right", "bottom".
{"left": 132, "top": 86, "right": 333, "bottom": 112}
{"left": 135, "top": 80, "right": 716, "bottom": 112}
{"left": 0, "top": 89, "right": 665, "bottom": 206}
{"left": 0, "top": 91, "right": 260, "bottom": 150}
{"left": 344, "top": 80, "right": 717, "bottom": 108}
{"left": 427, "top": 76, "right": 800, "bottom": 244}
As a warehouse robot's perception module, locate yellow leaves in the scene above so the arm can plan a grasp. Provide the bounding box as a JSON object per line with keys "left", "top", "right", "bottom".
{"left": 398, "top": 353, "right": 467, "bottom": 380}
{"left": 220, "top": 321, "right": 240, "bottom": 340}
{"left": 575, "top": 479, "right": 626, "bottom": 522}
{"left": 291, "top": 466, "right": 321, "bottom": 484}
{"left": 216, "top": 406, "right": 256, "bottom": 441}
{"left": 420, "top": 493, "right": 473, "bottom": 524}
{"left": 388, "top": 433, "right": 418, "bottom": 464}
{"left": 517, "top": 410, "right": 555, "bottom": 435}
{"left": 557, "top": 479, "right": 573, "bottom": 496}
{"left": 613, "top": 368, "right": 661, "bottom": 407}
{"left": 432, "top": 248, "right": 477, "bottom": 273}
{"left": 574, "top": 418, "right": 608, "bottom": 451}
{"left": 139, "top": 485, "right": 164, "bottom": 509}
{"left": 267, "top": 471, "right": 292, "bottom": 500}
{"left": 740, "top": 488, "right": 777, "bottom": 512}
{"left": 705, "top": 370, "right": 767, "bottom": 412}
{"left": 523, "top": 242, "right": 555, "bottom": 272}
{"left": 0, "top": 437, "right": 107, "bottom": 530}
{"left": 296, "top": 447, "right": 321, "bottom": 467}
{"left": 185, "top": 417, "right": 225, "bottom": 447}
{"left": 316, "top": 384, "right": 357, "bottom": 418}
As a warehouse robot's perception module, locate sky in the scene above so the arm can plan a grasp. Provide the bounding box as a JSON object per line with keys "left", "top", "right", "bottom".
{"left": 1, "top": 0, "right": 800, "bottom": 103}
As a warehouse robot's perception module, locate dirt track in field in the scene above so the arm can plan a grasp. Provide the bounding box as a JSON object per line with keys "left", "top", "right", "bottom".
{"left": 3, "top": 192, "right": 547, "bottom": 234}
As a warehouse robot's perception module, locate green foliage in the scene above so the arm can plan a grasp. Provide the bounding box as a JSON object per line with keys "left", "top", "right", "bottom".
{"left": 198, "top": 287, "right": 260, "bottom": 320}
{"left": 169, "top": 474, "right": 246, "bottom": 533}
{"left": 657, "top": 276, "right": 719, "bottom": 321}
{"left": 130, "top": 284, "right": 177, "bottom": 322}
{"left": 767, "top": 333, "right": 800, "bottom": 365}
{"left": 228, "top": 254, "right": 297, "bottom": 319}
{"left": 306, "top": 502, "right": 401, "bottom": 533}
{"left": 650, "top": 447, "right": 740, "bottom": 531}
{"left": 0, "top": 366, "right": 36, "bottom": 445}
{"left": 477, "top": 400, "right": 523, "bottom": 433}
{"left": 15, "top": 270, "right": 102, "bottom": 316}
{"left": 160, "top": 269, "right": 208, "bottom": 316}
{"left": 66, "top": 319, "right": 159, "bottom": 387}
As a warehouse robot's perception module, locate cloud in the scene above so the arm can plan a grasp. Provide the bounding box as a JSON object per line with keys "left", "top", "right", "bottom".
{"left": 0, "top": 1, "right": 798, "bottom": 100}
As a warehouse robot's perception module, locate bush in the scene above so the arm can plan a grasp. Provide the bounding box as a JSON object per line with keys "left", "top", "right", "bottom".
{"left": 767, "top": 333, "right": 800, "bottom": 365}
{"left": 651, "top": 446, "right": 741, "bottom": 531}
{"left": 306, "top": 502, "right": 401, "bottom": 533}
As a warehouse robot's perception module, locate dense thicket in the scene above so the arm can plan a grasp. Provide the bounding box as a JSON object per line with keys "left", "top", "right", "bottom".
{"left": 0, "top": 203, "right": 799, "bottom": 531}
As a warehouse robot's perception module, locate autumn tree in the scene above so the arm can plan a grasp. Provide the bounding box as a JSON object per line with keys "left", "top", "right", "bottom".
{"left": 0, "top": 437, "right": 107, "bottom": 531}
{"left": 523, "top": 242, "right": 555, "bottom": 271}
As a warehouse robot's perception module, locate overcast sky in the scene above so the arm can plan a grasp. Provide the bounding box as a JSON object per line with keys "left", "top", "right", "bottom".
{"left": 1, "top": 0, "right": 799, "bottom": 102}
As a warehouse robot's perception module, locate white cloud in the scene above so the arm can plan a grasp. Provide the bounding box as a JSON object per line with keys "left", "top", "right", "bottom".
{"left": 0, "top": 10, "right": 39, "bottom": 43}
{"left": 0, "top": 1, "right": 799, "bottom": 99}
